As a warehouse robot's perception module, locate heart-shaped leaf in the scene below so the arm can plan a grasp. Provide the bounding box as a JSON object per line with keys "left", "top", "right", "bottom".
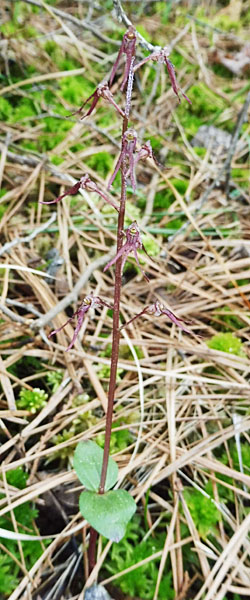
{"left": 79, "top": 489, "right": 136, "bottom": 542}
{"left": 73, "top": 440, "right": 118, "bottom": 492}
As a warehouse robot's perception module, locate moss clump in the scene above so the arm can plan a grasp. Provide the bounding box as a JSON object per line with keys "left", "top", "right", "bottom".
{"left": 17, "top": 388, "right": 48, "bottom": 413}
{"left": 207, "top": 332, "right": 246, "bottom": 357}
{"left": 0, "top": 468, "right": 47, "bottom": 597}
{"left": 183, "top": 484, "right": 220, "bottom": 537}
{"left": 105, "top": 517, "right": 175, "bottom": 599}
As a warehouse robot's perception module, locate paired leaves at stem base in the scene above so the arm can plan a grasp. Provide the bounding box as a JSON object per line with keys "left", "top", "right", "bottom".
{"left": 74, "top": 441, "right": 136, "bottom": 542}
{"left": 74, "top": 440, "right": 118, "bottom": 492}
{"left": 80, "top": 489, "right": 136, "bottom": 543}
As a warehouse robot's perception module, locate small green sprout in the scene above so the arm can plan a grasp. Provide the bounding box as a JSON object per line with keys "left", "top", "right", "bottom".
{"left": 17, "top": 388, "right": 48, "bottom": 413}
{"left": 46, "top": 370, "right": 63, "bottom": 393}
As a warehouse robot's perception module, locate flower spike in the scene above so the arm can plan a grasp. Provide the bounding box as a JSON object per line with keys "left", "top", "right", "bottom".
{"left": 134, "top": 46, "right": 191, "bottom": 104}
{"left": 41, "top": 173, "right": 118, "bottom": 211}
{"left": 104, "top": 221, "right": 149, "bottom": 281}
{"left": 72, "top": 82, "right": 125, "bottom": 119}
{"left": 109, "top": 26, "right": 137, "bottom": 92}
{"left": 120, "top": 300, "right": 191, "bottom": 333}
{"left": 48, "top": 294, "right": 112, "bottom": 351}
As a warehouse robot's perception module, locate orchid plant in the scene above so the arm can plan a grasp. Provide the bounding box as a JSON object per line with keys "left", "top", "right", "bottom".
{"left": 45, "top": 20, "right": 191, "bottom": 576}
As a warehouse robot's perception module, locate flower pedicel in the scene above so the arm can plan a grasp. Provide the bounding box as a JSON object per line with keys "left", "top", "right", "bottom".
{"left": 134, "top": 45, "right": 191, "bottom": 104}
{"left": 41, "top": 174, "right": 118, "bottom": 211}
{"left": 120, "top": 299, "right": 191, "bottom": 333}
{"left": 48, "top": 294, "right": 112, "bottom": 352}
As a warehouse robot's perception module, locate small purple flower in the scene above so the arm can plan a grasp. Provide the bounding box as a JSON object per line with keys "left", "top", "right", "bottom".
{"left": 134, "top": 46, "right": 191, "bottom": 104}
{"left": 120, "top": 300, "right": 191, "bottom": 332}
{"left": 108, "top": 128, "right": 137, "bottom": 191}
{"left": 109, "top": 26, "right": 137, "bottom": 92}
{"left": 72, "top": 82, "right": 125, "bottom": 119}
{"left": 104, "top": 221, "right": 149, "bottom": 281}
{"left": 108, "top": 131, "right": 158, "bottom": 191}
{"left": 41, "top": 173, "right": 118, "bottom": 211}
{"left": 48, "top": 294, "right": 112, "bottom": 351}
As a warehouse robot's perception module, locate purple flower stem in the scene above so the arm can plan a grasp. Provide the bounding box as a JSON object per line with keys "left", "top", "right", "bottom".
{"left": 88, "top": 114, "right": 130, "bottom": 575}
{"left": 99, "top": 116, "right": 128, "bottom": 495}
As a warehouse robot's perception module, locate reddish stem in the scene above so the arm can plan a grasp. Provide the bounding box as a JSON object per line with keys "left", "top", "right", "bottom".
{"left": 87, "top": 117, "right": 128, "bottom": 572}
{"left": 88, "top": 527, "right": 98, "bottom": 575}
{"left": 88, "top": 42, "right": 134, "bottom": 573}
{"left": 99, "top": 116, "right": 128, "bottom": 494}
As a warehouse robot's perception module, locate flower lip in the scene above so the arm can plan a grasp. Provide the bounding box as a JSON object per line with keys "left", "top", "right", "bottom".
{"left": 129, "top": 227, "right": 138, "bottom": 236}
{"left": 127, "top": 31, "right": 136, "bottom": 40}
{"left": 125, "top": 129, "right": 137, "bottom": 141}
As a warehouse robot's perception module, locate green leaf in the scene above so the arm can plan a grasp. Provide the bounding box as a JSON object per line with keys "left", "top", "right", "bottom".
{"left": 79, "top": 489, "right": 136, "bottom": 542}
{"left": 73, "top": 440, "right": 118, "bottom": 492}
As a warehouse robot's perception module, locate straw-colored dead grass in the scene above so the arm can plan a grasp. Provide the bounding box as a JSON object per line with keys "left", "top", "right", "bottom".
{"left": 0, "top": 1, "right": 250, "bottom": 599}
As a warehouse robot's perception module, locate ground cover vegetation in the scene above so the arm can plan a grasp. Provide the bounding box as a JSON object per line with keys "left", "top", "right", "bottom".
{"left": 0, "top": 0, "right": 250, "bottom": 598}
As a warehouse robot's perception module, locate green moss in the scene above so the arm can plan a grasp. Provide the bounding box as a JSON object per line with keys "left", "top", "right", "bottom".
{"left": 59, "top": 76, "right": 94, "bottom": 106}
{"left": 17, "top": 388, "right": 48, "bottom": 413}
{"left": 125, "top": 201, "right": 141, "bottom": 224}
{"left": 215, "top": 306, "right": 245, "bottom": 331}
{"left": 0, "top": 4, "right": 38, "bottom": 40}
{"left": 147, "top": 135, "right": 162, "bottom": 152}
{"left": 156, "top": 1, "right": 173, "bottom": 24}
{"left": 142, "top": 235, "right": 160, "bottom": 257}
{"left": 96, "top": 417, "right": 133, "bottom": 454}
{"left": 192, "top": 146, "right": 207, "bottom": 158}
{"left": 214, "top": 14, "right": 241, "bottom": 32}
{"left": 105, "top": 517, "right": 174, "bottom": 599}
{"left": 0, "top": 202, "right": 8, "bottom": 219}
{"left": 50, "top": 155, "right": 64, "bottom": 166}
{"left": 183, "top": 485, "right": 220, "bottom": 537}
{"left": 39, "top": 115, "right": 73, "bottom": 151}
{"left": 51, "top": 397, "right": 99, "bottom": 461}
{"left": 97, "top": 365, "right": 124, "bottom": 382}
{"left": 221, "top": 442, "right": 250, "bottom": 472}
{"left": 153, "top": 179, "right": 188, "bottom": 214}
{"left": 0, "top": 98, "right": 13, "bottom": 120}
{"left": 136, "top": 25, "right": 152, "bottom": 44}
{"left": 8, "top": 98, "right": 37, "bottom": 124}
{"left": 207, "top": 332, "right": 246, "bottom": 357}
{"left": 0, "top": 22, "right": 17, "bottom": 36}
{"left": 21, "top": 140, "right": 38, "bottom": 152}
{"left": 231, "top": 168, "right": 249, "bottom": 186}
{"left": 0, "top": 468, "right": 48, "bottom": 597}
{"left": 214, "top": 443, "right": 250, "bottom": 504}
{"left": 85, "top": 151, "right": 114, "bottom": 178}
{"left": 43, "top": 41, "right": 73, "bottom": 69}
{"left": 69, "top": 142, "right": 85, "bottom": 153}
{"left": 153, "top": 189, "right": 173, "bottom": 211}
{"left": 184, "top": 84, "right": 226, "bottom": 118}
{"left": 46, "top": 370, "right": 63, "bottom": 393}
{"left": 6, "top": 467, "right": 28, "bottom": 490}
{"left": 97, "top": 107, "right": 118, "bottom": 127}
